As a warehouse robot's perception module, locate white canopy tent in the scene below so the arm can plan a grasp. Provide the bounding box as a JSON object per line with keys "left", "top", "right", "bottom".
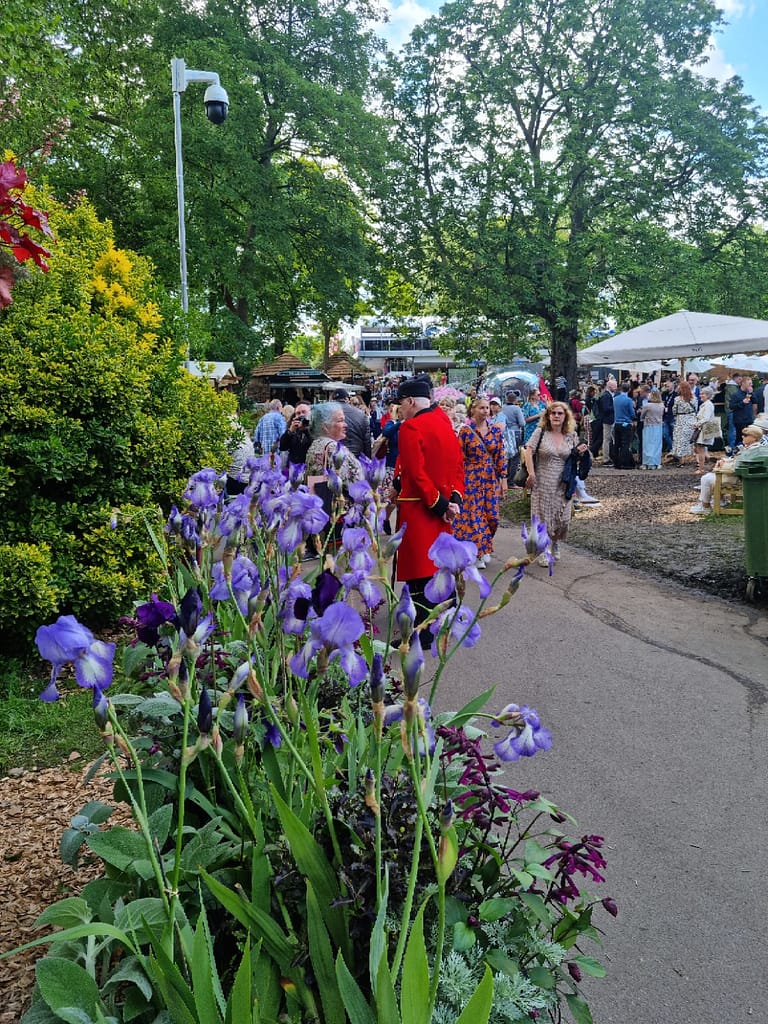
{"left": 578, "top": 310, "right": 768, "bottom": 370}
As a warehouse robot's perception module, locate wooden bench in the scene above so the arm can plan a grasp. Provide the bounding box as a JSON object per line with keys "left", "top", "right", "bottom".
{"left": 713, "top": 468, "right": 743, "bottom": 515}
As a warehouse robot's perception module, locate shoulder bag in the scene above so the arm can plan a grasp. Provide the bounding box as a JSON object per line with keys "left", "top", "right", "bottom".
{"left": 513, "top": 429, "right": 543, "bottom": 487}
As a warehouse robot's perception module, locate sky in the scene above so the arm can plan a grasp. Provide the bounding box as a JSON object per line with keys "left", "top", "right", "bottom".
{"left": 376, "top": 1, "right": 768, "bottom": 116}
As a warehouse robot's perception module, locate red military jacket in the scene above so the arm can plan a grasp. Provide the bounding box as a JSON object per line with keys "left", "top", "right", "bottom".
{"left": 394, "top": 404, "right": 465, "bottom": 581}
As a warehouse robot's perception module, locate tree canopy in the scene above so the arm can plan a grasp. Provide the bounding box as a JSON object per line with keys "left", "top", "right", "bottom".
{"left": 381, "top": 0, "right": 768, "bottom": 379}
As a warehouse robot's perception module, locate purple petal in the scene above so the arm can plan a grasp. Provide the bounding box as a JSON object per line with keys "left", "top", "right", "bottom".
{"left": 73, "top": 640, "right": 116, "bottom": 691}
{"left": 424, "top": 568, "right": 456, "bottom": 604}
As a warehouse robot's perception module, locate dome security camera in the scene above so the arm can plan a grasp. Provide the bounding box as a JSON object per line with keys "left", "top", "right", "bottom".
{"left": 203, "top": 83, "right": 229, "bottom": 125}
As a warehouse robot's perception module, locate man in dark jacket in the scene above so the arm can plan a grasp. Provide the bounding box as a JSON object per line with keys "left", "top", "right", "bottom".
{"left": 596, "top": 378, "right": 617, "bottom": 465}
{"left": 729, "top": 377, "right": 756, "bottom": 446}
{"left": 331, "top": 389, "right": 371, "bottom": 457}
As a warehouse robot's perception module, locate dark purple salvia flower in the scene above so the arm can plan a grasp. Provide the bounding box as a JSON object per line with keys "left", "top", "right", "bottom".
{"left": 135, "top": 594, "right": 177, "bottom": 646}
{"left": 543, "top": 835, "right": 608, "bottom": 904}
{"left": 425, "top": 534, "right": 492, "bottom": 603}
{"left": 197, "top": 685, "right": 214, "bottom": 736}
{"left": 183, "top": 468, "right": 225, "bottom": 510}
{"left": 36, "top": 615, "right": 116, "bottom": 703}
{"left": 395, "top": 584, "right": 416, "bottom": 642}
{"left": 602, "top": 897, "right": 618, "bottom": 917}
{"left": 492, "top": 703, "right": 552, "bottom": 762}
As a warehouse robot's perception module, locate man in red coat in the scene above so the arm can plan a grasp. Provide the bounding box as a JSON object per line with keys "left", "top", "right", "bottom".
{"left": 392, "top": 376, "right": 464, "bottom": 644}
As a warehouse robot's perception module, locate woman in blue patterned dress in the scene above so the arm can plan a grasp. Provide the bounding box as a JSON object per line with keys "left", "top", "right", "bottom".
{"left": 453, "top": 397, "right": 508, "bottom": 568}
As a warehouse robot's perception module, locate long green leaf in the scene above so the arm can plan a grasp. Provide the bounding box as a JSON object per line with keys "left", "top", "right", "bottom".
{"left": 454, "top": 965, "right": 494, "bottom": 1024}
{"left": 225, "top": 939, "right": 254, "bottom": 1024}
{"left": 201, "top": 870, "right": 295, "bottom": 971}
{"left": 191, "top": 905, "right": 224, "bottom": 1024}
{"left": 271, "top": 789, "right": 347, "bottom": 956}
{"left": 0, "top": 922, "right": 138, "bottom": 961}
{"left": 307, "top": 882, "right": 346, "bottom": 1023}
{"left": 368, "top": 871, "right": 389, "bottom": 996}
{"left": 375, "top": 954, "right": 400, "bottom": 1024}
{"left": 147, "top": 955, "right": 197, "bottom": 1024}
{"left": 400, "top": 906, "right": 429, "bottom": 1024}
{"left": 438, "top": 686, "right": 497, "bottom": 728}
{"left": 566, "top": 993, "right": 595, "bottom": 1024}
{"left": 335, "top": 952, "right": 376, "bottom": 1024}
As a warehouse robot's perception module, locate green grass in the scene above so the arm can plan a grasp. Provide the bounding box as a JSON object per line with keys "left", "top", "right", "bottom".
{"left": 0, "top": 657, "right": 104, "bottom": 776}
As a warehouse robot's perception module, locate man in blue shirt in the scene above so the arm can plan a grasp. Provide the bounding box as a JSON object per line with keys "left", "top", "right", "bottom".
{"left": 611, "top": 383, "right": 636, "bottom": 468}
{"left": 254, "top": 399, "right": 287, "bottom": 457}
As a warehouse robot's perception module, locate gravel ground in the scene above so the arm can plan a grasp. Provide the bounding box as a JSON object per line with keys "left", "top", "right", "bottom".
{"left": 502, "top": 461, "right": 752, "bottom": 602}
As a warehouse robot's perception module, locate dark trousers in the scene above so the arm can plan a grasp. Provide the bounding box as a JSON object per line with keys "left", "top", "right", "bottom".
{"left": 613, "top": 424, "right": 635, "bottom": 468}
{"left": 589, "top": 422, "right": 604, "bottom": 458}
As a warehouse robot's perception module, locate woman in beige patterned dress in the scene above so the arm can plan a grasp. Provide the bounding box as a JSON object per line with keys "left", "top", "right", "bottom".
{"left": 523, "top": 402, "right": 588, "bottom": 565}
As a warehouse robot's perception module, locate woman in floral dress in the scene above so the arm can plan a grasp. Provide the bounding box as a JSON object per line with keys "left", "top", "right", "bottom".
{"left": 670, "top": 381, "right": 698, "bottom": 465}
{"left": 524, "top": 402, "right": 588, "bottom": 565}
{"left": 453, "top": 397, "right": 508, "bottom": 568}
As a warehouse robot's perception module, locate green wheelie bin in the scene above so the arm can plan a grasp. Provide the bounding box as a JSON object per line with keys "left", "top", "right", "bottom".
{"left": 734, "top": 445, "right": 768, "bottom": 601}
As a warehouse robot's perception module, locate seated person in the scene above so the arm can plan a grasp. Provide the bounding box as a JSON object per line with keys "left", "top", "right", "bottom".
{"left": 690, "top": 424, "right": 767, "bottom": 513}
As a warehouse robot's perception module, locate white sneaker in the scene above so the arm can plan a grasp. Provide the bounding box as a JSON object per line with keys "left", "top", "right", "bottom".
{"left": 553, "top": 542, "right": 561, "bottom": 561}
{"left": 580, "top": 496, "right": 601, "bottom": 506}
{"left": 477, "top": 554, "right": 489, "bottom": 568}
{"left": 537, "top": 553, "right": 550, "bottom": 567}
{"left": 689, "top": 504, "right": 711, "bottom": 514}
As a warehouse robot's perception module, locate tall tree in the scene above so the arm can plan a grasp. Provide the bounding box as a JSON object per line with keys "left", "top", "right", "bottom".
{"left": 382, "top": 0, "right": 768, "bottom": 383}
{"left": 38, "top": 0, "right": 386, "bottom": 358}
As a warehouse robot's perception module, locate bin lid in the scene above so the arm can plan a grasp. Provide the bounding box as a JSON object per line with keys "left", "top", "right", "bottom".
{"left": 733, "top": 445, "right": 768, "bottom": 477}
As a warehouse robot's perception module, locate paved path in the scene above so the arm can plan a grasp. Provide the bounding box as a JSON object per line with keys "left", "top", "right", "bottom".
{"left": 432, "top": 528, "right": 768, "bottom": 1024}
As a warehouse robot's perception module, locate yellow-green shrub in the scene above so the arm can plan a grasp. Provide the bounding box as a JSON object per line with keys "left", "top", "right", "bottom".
{"left": 0, "top": 189, "right": 234, "bottom": 640}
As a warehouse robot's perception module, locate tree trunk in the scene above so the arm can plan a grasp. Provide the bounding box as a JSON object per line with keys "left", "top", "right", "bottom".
{"left": 550, "top": 323, "right": 579, "bottom": 391}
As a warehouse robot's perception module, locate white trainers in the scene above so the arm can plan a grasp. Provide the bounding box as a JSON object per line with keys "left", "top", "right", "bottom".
{"left": 689, "top": 504, "right": 711, "bottom": 514}
{"left": 537, "top": 553, "right": 550, "bottom": 567}
{"left": 477, "top": 554, "right": 489, "bottom": 568}
{"left": 553, "top": 542, "right": 561, "bottom": 561}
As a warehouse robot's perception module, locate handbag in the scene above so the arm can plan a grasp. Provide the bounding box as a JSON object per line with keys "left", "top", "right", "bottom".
{"left": 513, "top": 430, "right": 543, "bottom": 486}
{"left": 371, "top": 433, "right": 388, "bottom": 458}
{"left": 690, "top": 425, "right": 702, "bottom": 444}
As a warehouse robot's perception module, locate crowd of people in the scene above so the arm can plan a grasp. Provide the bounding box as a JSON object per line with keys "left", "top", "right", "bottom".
{"left": 226, "top": 366, "right": 768, "bottom": 628}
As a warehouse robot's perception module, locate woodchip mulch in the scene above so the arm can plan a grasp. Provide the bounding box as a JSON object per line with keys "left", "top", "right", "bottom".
{"left": 0, "top": 758, "right": 126, "bottom": 1021}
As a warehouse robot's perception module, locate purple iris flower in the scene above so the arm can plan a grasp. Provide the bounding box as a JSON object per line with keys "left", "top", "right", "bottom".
{"left": 93, "top": 687, "right": 110, "bottom": 729}
{"left": 263, "top": 719, "right": 282, "bottom": 749}
{"left": 331, "top": 443, "right": 346, "bottom": 471}
{"left": 217, "top": 493, "right": 253, "bottom": 539}
{"left": 276, "top": 491, "right": 329, "bottom": 552}
{"left": 279, "top": 578, "right": 314, "bottom": 634}
{"left": 425, "top": 534, "right": 491, "bottom": 603}
{"left": 177, "top": 588, "right": 215, "bottom": 652}
{"left": 326, "top": 463, "right": 343, "bottom": 495}
{"left": 183, "top": 469, "right": 225, "bottom": 510}
{"left": 369, "top": 653, "right": 385, "bottom": 702}
{"left": 383, "top": 697, "right": 435, "bottom": 755}
{"left": 492, "top": 703, "right": 552, "bottom": 762}
{"left": 347, "top": 548, "right": 376, "bottom": 574}
{"left": 36, "top": 615, "right": 116, "bottom": 703}
{"left": 521, "top": 515, "right": 550, "bottom": 557}
{"left": 209, "top": 555, "right": 261, "bottom": 615}
{"left": 357, "top": 454, "right": 387, "bottom": 489}
{"left": 395, "top": 584, "right": 416, "bottom": 642}
{"left": 380, "top": 523, "right": 406, "bottom": 560}
{"left": 402, "top": 638, "right": 424, "bottom": 698}
{"left": 135, "top": 594, "right": 177, "bottom": 645}
{"left": 430, "top": 605, "right": 481, "bottom": 651}
{"left": 289, "top": 603, "right": 367, "bottom": 685}
{"left": 341, "top": 570, "right": 383, "bottom": 609}
{"left": 341, "top": 527, "right": 371, "bottom": 553}
{"left": 233, "top": 693, "right": 249, "bottom": 745}
{"left": 197, "top": 685, "right": 214, "bottom": 736}
{"left": 312, "top": 570, "right": 343, "bottom": 615}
